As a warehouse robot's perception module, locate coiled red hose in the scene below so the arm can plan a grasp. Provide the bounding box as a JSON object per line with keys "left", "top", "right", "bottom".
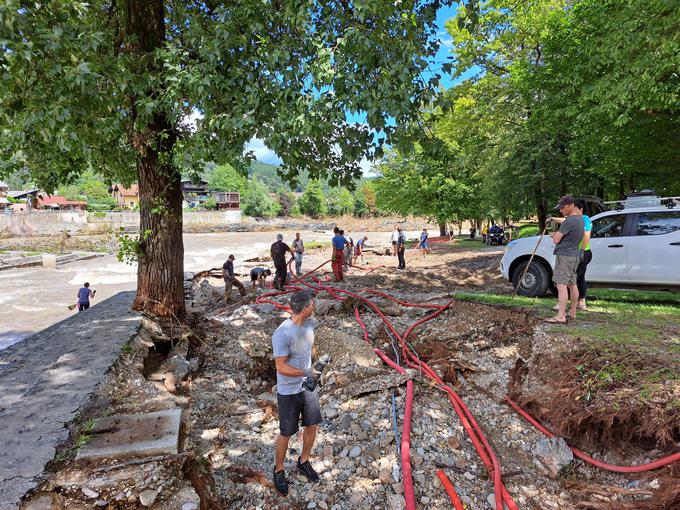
{"left": 505, "top": 396, "right": 680, "bottom": 473}
{"left": 346, "top": 291, "right": 514, "bottom": 510}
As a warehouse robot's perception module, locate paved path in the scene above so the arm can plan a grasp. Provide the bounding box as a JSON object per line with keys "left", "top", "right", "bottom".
{"left": 0, "top": 291, "right": 139, "bottom": 509}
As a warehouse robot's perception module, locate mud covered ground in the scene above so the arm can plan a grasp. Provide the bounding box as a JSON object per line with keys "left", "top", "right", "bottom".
{"left": 24, "top": 239, "right": 679, "bottom": 510}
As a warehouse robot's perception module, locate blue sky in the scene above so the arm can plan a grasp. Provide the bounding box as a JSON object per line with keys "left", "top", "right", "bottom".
{"left": 248, "top": 3, "right": 462, "bottom": 170}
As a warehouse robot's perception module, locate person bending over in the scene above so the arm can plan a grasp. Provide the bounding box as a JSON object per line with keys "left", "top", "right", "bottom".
{"left": 250, "top": 267, "right": 272, "bottom": 289}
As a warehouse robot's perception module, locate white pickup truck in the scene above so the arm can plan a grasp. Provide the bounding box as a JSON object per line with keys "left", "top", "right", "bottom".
{"left": 500, "top": 199, "right": 680, "bottom": 296}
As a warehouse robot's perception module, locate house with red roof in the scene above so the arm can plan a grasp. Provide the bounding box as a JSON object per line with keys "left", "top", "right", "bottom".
{"left": 38, "top": 195, "right": 88, "bottom": 211}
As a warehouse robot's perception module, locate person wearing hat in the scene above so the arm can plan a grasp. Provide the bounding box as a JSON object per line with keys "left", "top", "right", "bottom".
{"left": 223, "top": 255, "right": 247, "bottom": 303}
{"left": 271, "top": 234, "right": 295, "bottom": 290}
{"left": 546, "top": 195, "right": 584, "bottom": 324}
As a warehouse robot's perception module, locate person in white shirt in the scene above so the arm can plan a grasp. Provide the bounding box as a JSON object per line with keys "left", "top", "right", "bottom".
{"left": 390, "top": 227, "right": 399, "bottom": 256}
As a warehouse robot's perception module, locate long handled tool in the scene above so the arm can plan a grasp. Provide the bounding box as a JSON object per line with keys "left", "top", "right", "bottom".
{"left": 512, "top": 220, "right": 552, "bottom": 298}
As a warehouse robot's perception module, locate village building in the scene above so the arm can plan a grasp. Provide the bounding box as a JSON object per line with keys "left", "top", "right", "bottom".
{"left": 110, "top": 183, "right": 140, "bottom": 209}
{"left": 180, "top": 180, "right": 240, "bottom": 210}
{"left": 37, "top": 195, "right": 88, "bottom": 211}
{"left": 0, "top": 181, "right": 9, "bottom": 210}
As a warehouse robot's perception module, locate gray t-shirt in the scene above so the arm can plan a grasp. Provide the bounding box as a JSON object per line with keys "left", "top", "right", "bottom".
{"left": 293, "top": 239, "right": 304, "bottom": 253}
{"left": 271, "top": 318, "right": 316, "bottom": 395}
{"left": 554, "top": 215, "right": 584, "bottom": 257}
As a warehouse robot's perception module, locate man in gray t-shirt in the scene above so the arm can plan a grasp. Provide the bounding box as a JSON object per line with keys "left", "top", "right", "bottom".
{"left": 271, "top": 290, "right": 323, "bottom": 496}
{"left": 547, "top": 196, "right": 584, "bottom": 324}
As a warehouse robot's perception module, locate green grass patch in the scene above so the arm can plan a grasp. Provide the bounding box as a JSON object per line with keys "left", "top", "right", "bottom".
{"left": 589, "top": 288, "right": 680, "bottom": 305}
{"left": 514, "top": 224, "right": 540, "bottom": 239}
{"left": 455, "top": 291, "right": 552, "bottom": 311}
{"left": 305, "top": 240, "right": 331, "bottom": 250}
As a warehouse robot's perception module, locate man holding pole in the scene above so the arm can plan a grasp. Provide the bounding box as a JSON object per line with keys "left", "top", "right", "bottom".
{"left": 545, "top": 196, "right": 583, "bottom": 324}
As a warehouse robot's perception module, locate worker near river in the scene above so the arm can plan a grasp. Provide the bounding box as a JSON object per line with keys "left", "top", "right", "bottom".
{"left": 271, "top": 290, "right": 322, "bottom": 496}
{"left": 222, "top": 254, "right": 246, "bottom": 303}
{"left": 271, "top": 234, "right": 295, "bottom": 290}
{"left": 331, "top": 228, "right": 347, "bottom": 282}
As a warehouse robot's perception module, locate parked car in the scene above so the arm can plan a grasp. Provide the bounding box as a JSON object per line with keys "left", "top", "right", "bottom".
{"left": 500, "top": 198, "right": 680, "bottom": 296}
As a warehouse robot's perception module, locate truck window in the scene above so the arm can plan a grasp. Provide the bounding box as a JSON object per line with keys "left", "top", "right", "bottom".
{"left": 636, "top": 211, "right": 680, "bottom": 236}
{"left": 591, "top": 214, "right": 627, "bottom": 238}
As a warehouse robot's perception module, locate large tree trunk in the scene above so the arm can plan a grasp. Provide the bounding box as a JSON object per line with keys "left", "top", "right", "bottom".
{"left": 438, "top": 222, "right": 447, "bottom": 236}
{"left": 533, "top": 161, "right": 548, "bottom": 231}
{"left": 127, "top": 0, "right": 185, "bottom": 317}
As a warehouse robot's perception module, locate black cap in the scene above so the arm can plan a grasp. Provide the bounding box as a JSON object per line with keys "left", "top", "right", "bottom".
{"left": 555, "top": 195, "right": 575, "bottom": 210}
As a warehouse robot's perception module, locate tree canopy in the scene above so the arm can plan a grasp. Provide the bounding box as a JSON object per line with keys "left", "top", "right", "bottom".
{"left": 0, "top": 0, "right": 450, "bottom": 315}
{"left": 375, "top": 0, "right": 680, "bottom": 229}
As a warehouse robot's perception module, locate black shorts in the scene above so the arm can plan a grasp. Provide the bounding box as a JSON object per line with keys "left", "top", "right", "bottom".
{"left": 78, "top": 302, "right": 90, "bottom": 312}
{"left": 250, "top": 270, "right": 262, "bottom": 281}
{"left": 276, "top": 389, "right": 322, "bottom": 437}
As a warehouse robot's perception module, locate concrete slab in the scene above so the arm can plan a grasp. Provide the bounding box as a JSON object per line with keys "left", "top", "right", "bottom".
{"left": 77, "top": 409, "right": 181, "bottom": 461}
{"left": 0, "top": 291, "right": 139, "bottom": 509}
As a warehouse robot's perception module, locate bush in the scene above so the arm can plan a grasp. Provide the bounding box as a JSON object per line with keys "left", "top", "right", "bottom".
{"left": 327, "top": 187, "right": 354, "bottom": 216}
{"left": 203, "top": 196, "right": 217, "bottom": 210}
{"left": 242, "top": 179, "right": 278, "bottom": 218}
{"left": 298, "top": 181, "right": 327, "bottom": 218}
{"left": 515, "top": 225, "right": 540, "bottom": 238}
{"left": 206, "top": 164, "right": 247, "bottom": 193}
{"left": 276, "top": 189, "right": 296, "bottom": 216}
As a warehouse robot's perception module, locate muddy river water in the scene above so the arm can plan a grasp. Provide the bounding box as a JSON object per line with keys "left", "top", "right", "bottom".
{"left": 0, "top": 229, "right": 416, "bottom": 350}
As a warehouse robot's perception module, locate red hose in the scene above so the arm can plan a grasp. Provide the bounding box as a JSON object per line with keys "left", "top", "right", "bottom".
{"left": 258, "top": 258, "right": 514, "bottom": 509}
{"left": 436, "top": 470, "right": 465, "bottom": 510}
{"left": 505, "top": 396, "right": 680, "bottom": 473}
{"left": 341, "top": 289, "right": 513, "bottom": 510}
{"left": 359, "top": 289, "right": 442, "bottom": 309}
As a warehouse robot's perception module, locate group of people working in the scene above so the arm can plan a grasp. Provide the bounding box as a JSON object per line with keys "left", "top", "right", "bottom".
{"left": 222, "top": 232, "right": 307, "bottom": 302}
{"left": 330, "top": 227, "right": 368, "bottom": 282}
{"left": 546, "top": 195, "right": 593, "bottom": 324}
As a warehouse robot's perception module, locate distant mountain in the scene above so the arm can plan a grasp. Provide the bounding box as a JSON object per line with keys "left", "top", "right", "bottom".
{"left": 249, "top": 161, "right": 376, "bottom": 193}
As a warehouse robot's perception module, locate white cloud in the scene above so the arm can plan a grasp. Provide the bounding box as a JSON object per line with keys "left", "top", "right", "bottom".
{"left": 360, "top": 157, "right": 379, "bottom": 177}
{"left": 245, "top": 137, "right": 283, "bottom": 166}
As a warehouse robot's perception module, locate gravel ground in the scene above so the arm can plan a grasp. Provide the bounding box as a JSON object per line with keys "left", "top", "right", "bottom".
{"left": 23, "top": 240, "right": 674, "bottom": 509}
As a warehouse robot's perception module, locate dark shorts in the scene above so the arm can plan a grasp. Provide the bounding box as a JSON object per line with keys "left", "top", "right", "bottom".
{"left": 276, "top": 389, "right": 322, "bottom": 437}
{"left": 250, "top": 269, "right": 263, "bottom": 281}
{"left": 77, "top": 302, "right": 90, "bottom": 312}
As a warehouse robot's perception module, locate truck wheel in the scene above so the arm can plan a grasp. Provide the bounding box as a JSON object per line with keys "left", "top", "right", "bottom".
{"left": 512, "top": 261, "right": 550, "bottom": 297}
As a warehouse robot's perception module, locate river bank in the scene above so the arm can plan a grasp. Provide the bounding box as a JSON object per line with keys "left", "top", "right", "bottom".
{"left": 0, "top": 227, "right": 430, "bottom": 350}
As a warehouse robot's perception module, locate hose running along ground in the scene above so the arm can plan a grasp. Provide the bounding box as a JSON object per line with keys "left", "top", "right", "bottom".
{"left": 253, "top": 256, "right": 680, "bottom": 508}
{"left": 273, "top": 257, "right": 515, "bottom": 510}
{"left": 505, "top": 396, "right": 680, "bottom": 473}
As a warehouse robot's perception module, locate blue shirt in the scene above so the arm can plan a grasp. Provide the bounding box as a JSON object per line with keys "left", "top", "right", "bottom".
{"left": 332, "top": 234, "right": 347, "bottom": 250}
{"left": 77, "top": 287, "right": 92, "bottom": 304}
{"left": 420, "top": 232, "right": 428, "bottom": 242}
{"left": 581, "top": 215, "right": 592, "bottom": 250}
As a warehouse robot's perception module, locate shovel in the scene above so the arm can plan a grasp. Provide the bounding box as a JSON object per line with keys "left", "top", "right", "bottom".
{"left": 512, "top": 220, "right": 552, "bottom": 298}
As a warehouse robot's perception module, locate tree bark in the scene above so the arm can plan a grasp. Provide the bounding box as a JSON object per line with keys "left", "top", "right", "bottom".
{"left": 438, "top": 222, "right": 447, "bottom": 237}
{"left": 533, "top": 161, "right": 548, "bottom": 231}
{"left": 126, "top": 0, "right": 185, "bottom": 317}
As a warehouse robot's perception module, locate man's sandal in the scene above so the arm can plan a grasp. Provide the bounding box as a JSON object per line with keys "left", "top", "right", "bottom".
{"left": 543, "top": 317, "right": 567, "bottom": 324}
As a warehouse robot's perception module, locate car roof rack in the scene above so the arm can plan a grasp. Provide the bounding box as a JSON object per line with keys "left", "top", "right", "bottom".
{"left": 602, "top": 190, "right": 680, "bottom": 210}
